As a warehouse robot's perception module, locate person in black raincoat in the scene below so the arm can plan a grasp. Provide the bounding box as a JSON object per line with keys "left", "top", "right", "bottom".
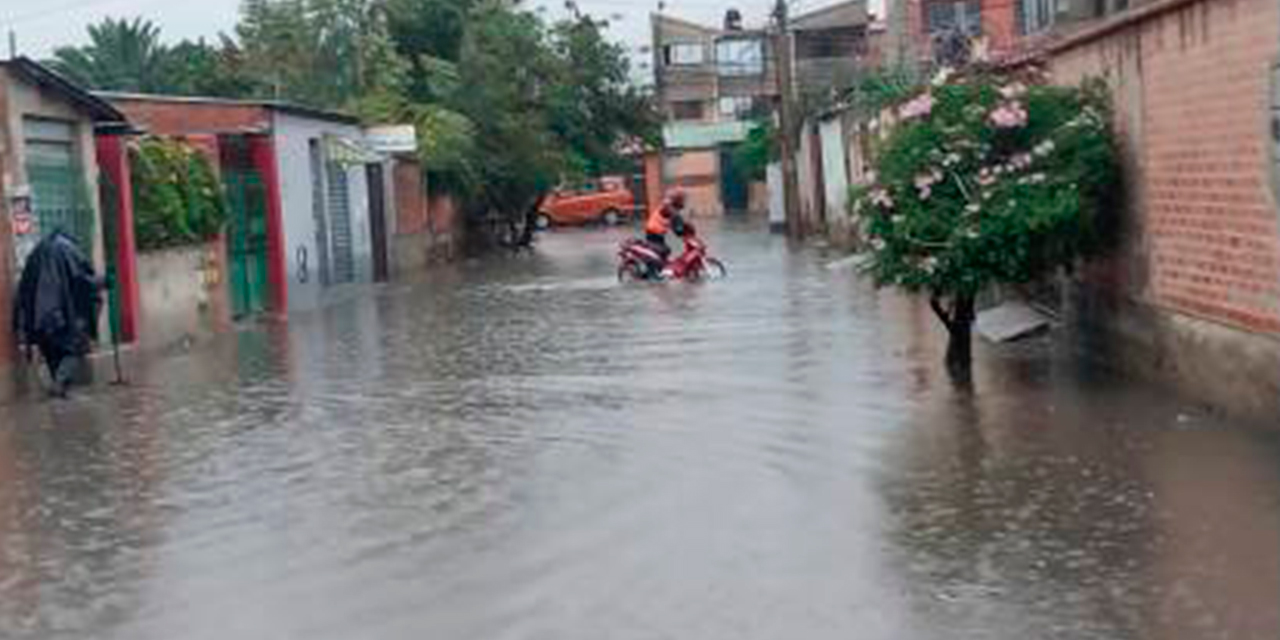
{"left": 11, "top": 231, "right": 106, "bottom": 397}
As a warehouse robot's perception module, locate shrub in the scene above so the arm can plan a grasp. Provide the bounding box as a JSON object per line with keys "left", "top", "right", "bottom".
{"left": 851, "top": 68, "right": 1118, "bottom": 370}
{"left": 129, "top": 138, "right": 228, "bottom": 250}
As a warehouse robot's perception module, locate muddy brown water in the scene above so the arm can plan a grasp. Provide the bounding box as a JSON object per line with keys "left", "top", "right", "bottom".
{"left": 1, "top": 222, "right": 1276, "bottom": 639}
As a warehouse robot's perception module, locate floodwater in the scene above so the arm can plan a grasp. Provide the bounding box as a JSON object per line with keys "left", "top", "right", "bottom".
{"left": 1, "top": 222, "right": 1277, "bottom": 640}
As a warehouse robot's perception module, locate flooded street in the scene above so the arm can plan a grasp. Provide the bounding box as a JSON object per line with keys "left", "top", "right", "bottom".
{"left": 1, "top": 222, "right": 1277, "bottom": 640}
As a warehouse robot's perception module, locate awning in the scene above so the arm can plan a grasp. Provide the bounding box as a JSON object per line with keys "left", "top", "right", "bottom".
{"left": 324, "top": 134, "right": 383, "bottom": 165}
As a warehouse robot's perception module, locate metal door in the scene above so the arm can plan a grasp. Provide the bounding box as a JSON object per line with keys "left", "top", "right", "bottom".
{"left": 326, "top": 161, "right": 355, "bottom": 284}
{"left": 365, "top": 163, "right": 389, "bottom": 282}
{"left": 224, "top": 169, "right": 269, "bottom": 317}
{"left": 718, "top": 145, "right": 749, "bottom": 214}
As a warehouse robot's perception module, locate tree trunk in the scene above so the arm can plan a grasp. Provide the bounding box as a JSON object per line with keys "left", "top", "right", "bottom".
{"left": 515, "top": 192, "right": 547, "bottom": 248}
{"left": 929, "top": 293, "right": 976, "bottom": 373}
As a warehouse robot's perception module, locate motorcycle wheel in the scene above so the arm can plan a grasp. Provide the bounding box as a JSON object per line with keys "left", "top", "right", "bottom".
{"left": 690, "top": 258, "right": 727, "bottom": 281}
{"left": 617, "top": 259, "right": 649, "bottom": 283}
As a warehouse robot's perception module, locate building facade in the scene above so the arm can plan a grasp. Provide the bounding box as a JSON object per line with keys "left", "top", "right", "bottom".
{"left": 106, "top": 94, "right": 386, "bottom": 317}
{"left": 651, "top": 1, "right": 871, "bottom": 216}
{"left": 0, "top": 58, "right": 129, "bottom": 376}
{"left": 884, "top": 0, "right": 1141, "bottom": 70}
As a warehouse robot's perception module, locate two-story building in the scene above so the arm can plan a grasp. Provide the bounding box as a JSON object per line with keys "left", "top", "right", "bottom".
{"left": 884, "top": 0, "right": 1139, "bottom": 69}
{"left": 651, "top": 1, "right": 871, "bottom": 217}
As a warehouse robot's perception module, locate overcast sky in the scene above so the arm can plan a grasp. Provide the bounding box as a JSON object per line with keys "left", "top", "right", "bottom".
{"left": 1, "top": 0, "right": 884, "bottom": 66}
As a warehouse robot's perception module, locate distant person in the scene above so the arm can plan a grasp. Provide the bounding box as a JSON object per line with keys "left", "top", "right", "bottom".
{"left": 644, "top": 188, "right": 688, "bottom": 271}
{"left": 12, "top": 231, "right": 106, "bottom": 398}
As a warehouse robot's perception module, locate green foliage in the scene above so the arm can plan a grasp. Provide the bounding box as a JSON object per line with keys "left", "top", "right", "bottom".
{"left": 48, "top": 18, "right": 254, "bottom": 97}
{"left": 851, "top": 70, "right": 1117, "bottom": 299}
{"left": 732, "top": 119, "right": 776, "bottom": 183}
{"left": 235, "top": 0, "right": 409, "bottom": 109}
{"left": 129, "top": 138, "right": 228, "bottom": 251}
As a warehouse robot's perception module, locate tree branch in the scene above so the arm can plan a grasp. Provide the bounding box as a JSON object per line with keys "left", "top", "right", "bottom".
{"left": 929, "top": 294, "right": 955, "bottom": 333}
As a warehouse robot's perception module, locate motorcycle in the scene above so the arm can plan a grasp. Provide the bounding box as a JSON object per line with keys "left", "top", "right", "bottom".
{"left": 617, "top": 223, "right": 727, "bottom": 282}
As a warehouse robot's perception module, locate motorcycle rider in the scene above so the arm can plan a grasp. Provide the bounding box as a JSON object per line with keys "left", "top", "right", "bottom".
{"left": 644, "top": 188, "right": 687, "bottom": 274}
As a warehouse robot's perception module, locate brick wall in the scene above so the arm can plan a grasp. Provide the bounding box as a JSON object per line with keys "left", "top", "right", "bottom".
{"left": 1050, "top": 0, "right": 1280, "bottom": 334}
{"left": 1045, "top": 0, "right": 1280, "bottom": 422}
{"left": 393, "top": 159, "right": 429, "bottom": 236}
{"left": 111, "top": 99, "right": 270, "bottom": 136}
{"left": 982, "top": 0, "right": 1020, "bottom": 54}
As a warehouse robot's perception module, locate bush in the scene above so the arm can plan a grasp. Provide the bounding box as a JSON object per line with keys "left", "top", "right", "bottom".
{"left": 129, "top": 138, "right": 228, "bottom": 250}
{"left": 850, "top": 68, "right": 1118, "bottom": 368}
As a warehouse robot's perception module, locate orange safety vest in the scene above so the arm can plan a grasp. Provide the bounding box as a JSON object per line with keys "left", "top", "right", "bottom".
{"left": 645, "top": 206, "right": 672, "bottom": 236}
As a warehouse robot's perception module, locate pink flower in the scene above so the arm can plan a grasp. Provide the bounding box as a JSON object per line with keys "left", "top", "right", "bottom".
{"left": 1012, "top": 153, "right": 1033, "bottom": 169}
{"left": 998, "top": 82, "right": 1027, "bottom": 99}
{"left": 869, "top": 188, "right": 894, "bottom": 209}
{"left": 989, "top": 102, "right": 1028, "bottom": 129}
{"left": 900, "top": 93, "right": 935, "bottom": 120}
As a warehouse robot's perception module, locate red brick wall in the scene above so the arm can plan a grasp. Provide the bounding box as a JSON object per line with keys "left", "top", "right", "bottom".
{"left": 982, "top": 0, "right": 1020, "bottom": 54}
{"left": 428, "top": 193, "right": 457, "bottom": 238}
{"left": 111, "top": 99, "right": 270, "bottom": 136}
{"left": 393, "top": 160, "right": 429, "bottom": 236}
{"left": 1050, "top": 0, "right": 1280, "bottom": 335}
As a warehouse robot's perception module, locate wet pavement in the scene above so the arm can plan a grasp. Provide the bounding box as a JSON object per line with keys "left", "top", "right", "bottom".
{"left": 1, "top": 221, "right": 1277, "bottom": 640}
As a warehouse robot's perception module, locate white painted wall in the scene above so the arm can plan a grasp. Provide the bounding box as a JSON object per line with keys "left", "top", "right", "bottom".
{"left": 819, "top": 117, "right": 849, "bottom": 221}
{"left": 796, "top": 128, "right": 816, "bottom": 222}
{"left": 272, "top": 112, "right": 372, "bottom": 313}
{"left": 766, "top": 162, "right": 784, "bottom": 230}
{"left": 136, "top": 240, "right": 229, "bottom": 351}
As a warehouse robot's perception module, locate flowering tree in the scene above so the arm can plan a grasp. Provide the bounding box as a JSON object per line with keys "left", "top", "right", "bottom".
{"left": 852, "top": 69, "right": 1117, "bottom": 371}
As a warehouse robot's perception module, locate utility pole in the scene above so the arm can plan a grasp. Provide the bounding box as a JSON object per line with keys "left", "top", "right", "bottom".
{"left": 8, "top": 31, "right": 16, "bottom": 59}
{"left": 772, "top": 0, "right": 802, "bottom": 238}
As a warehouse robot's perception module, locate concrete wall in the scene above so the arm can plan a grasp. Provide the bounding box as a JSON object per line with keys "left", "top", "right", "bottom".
{"left": 0, "top": 67, "right": 103, "bottom": 272}
{"left": 819, "top": 116, "right": 849, "bottom": 222}
{"left": 662, "top": 149, "right": 721, "bottom": 217}
{"left": 1046, "top": 0, "right": 1280, "bottom": 424}
{"left": 767, "top": 162, "right": 785, "bottom": 231}
{"left": 0, "top": 67, "right": 103, "bottom": 373}
{"left": 136, "top": 239, "right": 231, "bottom": 351}
{"left": 272, "top": 112, "right": 372, "bottom": 313}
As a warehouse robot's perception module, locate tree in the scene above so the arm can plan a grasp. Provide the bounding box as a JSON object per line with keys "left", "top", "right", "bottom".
{"left": 49, "top": 18, "right": 255, "bottom": 97}
{"left": 49, "top": 18, "right": 171, "bottom": 92}
{"left": 235, "top": 0, "right": 407, "bottom": 109}
{"left": 851, "top": 69, "right": 1117, "bottom": 372}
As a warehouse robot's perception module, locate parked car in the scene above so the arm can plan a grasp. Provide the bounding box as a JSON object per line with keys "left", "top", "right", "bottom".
{"left": 537, "top": 177, "right": 636, "bottom": 229}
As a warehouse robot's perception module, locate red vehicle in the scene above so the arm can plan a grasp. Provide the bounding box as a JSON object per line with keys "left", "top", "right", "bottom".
{"left": 617, "top": 224, "right": 727, "bottom": 282}
{"left": 537, "top": 177, "right": 636, "bottom": 229}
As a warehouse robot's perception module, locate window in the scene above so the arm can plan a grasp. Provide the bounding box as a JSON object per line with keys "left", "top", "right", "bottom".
{"left": 663, "top": 43, "right": 705, "bottom": 66}
{"left": 671, "top": 100, "right": 706, "bottom": 121}
{"left": 925, "top": 0, "right": 982, "bottom": 36}
{"left": 718, "top": 96, "right": 755, "bottom": 120}
{"left": 716, "top": 38, "right": 763, "bottom": 76}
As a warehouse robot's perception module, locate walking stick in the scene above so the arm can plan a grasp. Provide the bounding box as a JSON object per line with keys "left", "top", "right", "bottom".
{"left": 107, "top": 276, "right": 126, "bottom": 386}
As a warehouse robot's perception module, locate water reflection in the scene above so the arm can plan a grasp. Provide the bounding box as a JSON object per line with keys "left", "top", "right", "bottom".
{"left": 0, "top": 222, "right": 1273, "bottom": 640}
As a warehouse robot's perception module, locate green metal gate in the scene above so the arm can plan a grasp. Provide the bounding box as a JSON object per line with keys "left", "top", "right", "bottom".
{"left": 27, "top": 156, "right": 95, "bottom": 251}
{"left": 224, "top": 168, "right": 269, "bottom": 318}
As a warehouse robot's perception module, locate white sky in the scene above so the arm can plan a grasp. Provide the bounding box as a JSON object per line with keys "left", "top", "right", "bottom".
{"left": 1, "top": 0, "right": 884, "bottom": 66}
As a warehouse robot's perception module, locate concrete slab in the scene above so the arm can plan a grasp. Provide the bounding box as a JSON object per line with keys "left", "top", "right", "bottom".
{"left": 977, "top": 301, "right": 1052, "bottom": 343}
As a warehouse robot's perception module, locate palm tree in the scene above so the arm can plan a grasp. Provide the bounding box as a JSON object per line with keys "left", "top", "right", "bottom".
{"left": 48, "top": 18, "right": 171, "bottom": 93}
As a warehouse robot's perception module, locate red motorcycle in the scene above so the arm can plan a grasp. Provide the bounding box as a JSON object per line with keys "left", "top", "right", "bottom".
{"left": 617, "top": 224, "right": 727, "bottom": 282}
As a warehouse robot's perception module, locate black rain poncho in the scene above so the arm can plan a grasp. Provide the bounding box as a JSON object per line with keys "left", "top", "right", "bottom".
{"left": 11, "top": 232, "right": 103, "bottom": 382}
